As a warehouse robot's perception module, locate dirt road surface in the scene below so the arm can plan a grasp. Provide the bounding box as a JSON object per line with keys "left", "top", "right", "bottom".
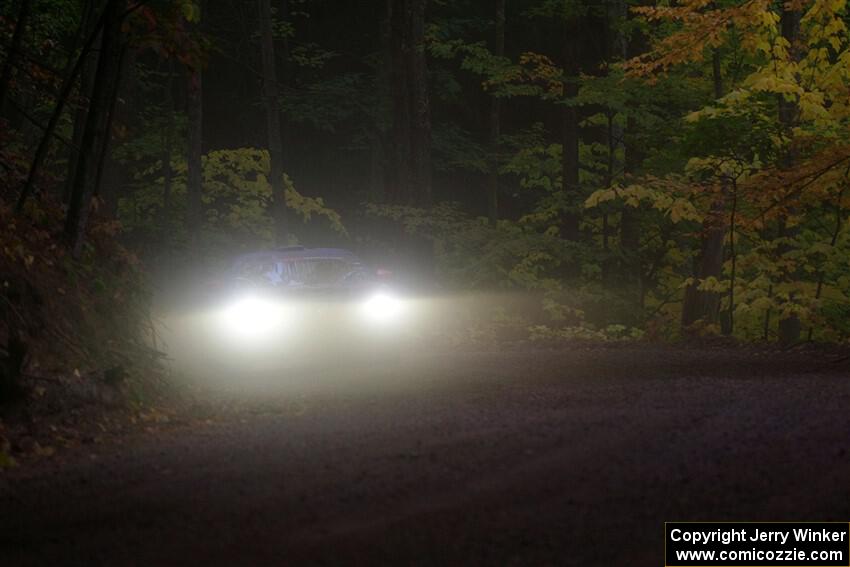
{"left": 2, "top": 346, "right": 850, "bottom": 566}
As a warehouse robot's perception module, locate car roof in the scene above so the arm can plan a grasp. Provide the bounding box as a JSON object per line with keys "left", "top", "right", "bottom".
{"left": 230, "top": 248, "right": 360, "bottom": 267}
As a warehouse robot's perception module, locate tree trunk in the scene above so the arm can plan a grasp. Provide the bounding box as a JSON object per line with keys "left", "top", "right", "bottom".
{"left": 387, "top": 0, "right": 433, "bottom": 276}
{"left": 389, "top": 0, "right": 412, "bottom": 205}
{"left": 185, "top": 64, "right": 203, "bottom": 242}
{"left": 162, "top": 60, "right": 175, "bottom": 215}
{"left": 370, "top": 0, "right": 393, "bottom": 202}
{"left": 777, "top": 6, "right": 802, "bottom": 345}
{"left": 602, "top": 0, "right": 626, "bottom": 284}
{"left": 63, "top": 0, "right": 120, "bottom": 258}
{"left": 776, "top": 220, "right": 801, "bottom": 343}
{"left": 63, "top": 48, "right": 96, "bottom": 205}
{"left": 807, "top": 187, "right": 846, "bottom": 341}
{"left": 99, "top": 3, "right": 138, "bottom": 218}
{"left": 62, "top": 0, "right": 96, "bottom": 205}
{"left": 387, "top": 0, "right": 431, "bottom": 207}
{"left": 93, "top": 42, "right": 128, "bottom": 203}
{"left": 620, "top": 112, "right": 641, "bottom": 282}
{"left": 560, "top": 15, "right": 580, "bottom": 241}
{"left": 486, "top": 0, "right": 505, "bottom": 225}
{"left": 681, "top": 49, "right": 727, "bottom": 332}
{"left": 279, "top": 0, "right": 291, "bottom": 174}
{"left": 0, "top": 0, "right": 31, "bottom": 116}
{"left": 619, "top": 5, "right": 649, "bottom": 294}
{"left": 680, "top": 208, "right": 726, "bottom": 329}
{"left": 18, "top": 1, "right": 110, "bottom": 211}
{"left": 408, "top": 0, "right": 431, "bottom": 208}
{"left": 259, "top": 0, "right": 287, "bottom": 242}
{"left": 185, "top": 4, "right": 204, "bottom": 244}
{"left": 601, "top": 111, "right": 615, "bottom": 283}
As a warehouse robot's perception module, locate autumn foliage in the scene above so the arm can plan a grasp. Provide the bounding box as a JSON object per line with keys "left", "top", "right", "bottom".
{"left": 1, "top": 0, "right": 849, "bottom": 353}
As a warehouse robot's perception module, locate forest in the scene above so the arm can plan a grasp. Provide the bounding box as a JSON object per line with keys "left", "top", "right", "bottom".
{"left": 3, "top": 2, "right": 850, "bottom": 562}
{"left": 1, "top": 0, "right": 850, "bottom": 387}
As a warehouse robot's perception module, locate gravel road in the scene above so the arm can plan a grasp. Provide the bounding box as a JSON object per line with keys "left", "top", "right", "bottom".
{"left": 2, "top": 346, "right": 850, "bottom": 566}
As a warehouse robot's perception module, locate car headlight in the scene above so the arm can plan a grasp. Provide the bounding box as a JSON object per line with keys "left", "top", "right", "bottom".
{"left": 218, "top": 295, "right": 285, "bottom": 339}
{"left": 361, "top": 292, "right": 403, "bottom": 323}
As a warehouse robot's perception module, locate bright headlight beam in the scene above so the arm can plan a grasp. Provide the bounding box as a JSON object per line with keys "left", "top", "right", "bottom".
{"left": 219, "top": 295, "right": 284, "bottom": 339}
{"left": 361, "top": 292, "right": 403, "bottom": 323}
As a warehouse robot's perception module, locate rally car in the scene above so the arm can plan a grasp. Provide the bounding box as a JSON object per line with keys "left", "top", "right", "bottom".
{"left": 209, "top": 247, "right": 407, "bottom": 354}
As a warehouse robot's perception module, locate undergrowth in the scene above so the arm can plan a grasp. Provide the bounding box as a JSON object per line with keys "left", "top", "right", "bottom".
{"left": 0, "top": 195, "right": 164, "bottom": 406}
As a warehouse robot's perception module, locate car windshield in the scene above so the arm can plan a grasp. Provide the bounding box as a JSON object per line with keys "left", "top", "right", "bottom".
{"left": 288, "top": 258, "right": 356, "bottom": 286}
{"left": 237, "top": 261, "right": 277, "bottom": 280}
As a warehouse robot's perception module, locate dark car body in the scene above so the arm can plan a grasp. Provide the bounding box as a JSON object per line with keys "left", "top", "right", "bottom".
{"left": 204, "top": 247, "right": 406, "bottom": 364}
{"left": 223, "top": 247, "right": 379, "bottom": 293}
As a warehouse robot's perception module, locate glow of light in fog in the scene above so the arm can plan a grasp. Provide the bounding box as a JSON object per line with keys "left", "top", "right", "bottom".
{"left": 219, "top": 295, "right": 285, "bottom": 340}
{"left": 361, "top": 292, "right": 403, "bottom": 323}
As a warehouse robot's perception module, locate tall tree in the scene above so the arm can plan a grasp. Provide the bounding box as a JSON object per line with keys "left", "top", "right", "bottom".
{"left": 162, "top": 60, "right": 176, "bottom": 215}
{"left": 93, "top": 42, "right": 128, "bottom": 204}
{"left": 389, "top": 0, "right": 412, "bottom": 205}
{"left": 64, "top": 0, "right": 122, "bottom": 258}
{"left": 369, "top": 0, "right": 393, "bottom": 201}
{"left": 487, "top": 0, "right": 505, "bottom": 225}
{"left": 776, "top": 4, "right": 802, "bottom": 345}
{"left": 409, "top": 0, "right": 431, "bottom": 208}
{"left": 681, "top": 49, "right": 727, "bottom": 331}
{"left": 619, "top": 111, "right": 642, "bottom": 302}
{"left": 560, "top": 11, "right": 580, "bottom": 241}
{"left": 619, "top": 12, "right": 646, "bottom": 294}
{"left": 63, "top": 3, "right": 97, "bottom": 205}
{"left": 602, "top": 0, "right": 626, "bottom": 283}
{"left": 0, "top": 0, "right": 31, "bottom": 115}
{"left": 388, "top": 0, "right": 432, "bottom": 207}
{"left": 185, "top": 50, "right": 203, "bottom": 243}
{"left": 17, "top": 2, "right": 110, "bottom": 211}
{"left": 258, "top": 0, "right": 287, "bottom": 241}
